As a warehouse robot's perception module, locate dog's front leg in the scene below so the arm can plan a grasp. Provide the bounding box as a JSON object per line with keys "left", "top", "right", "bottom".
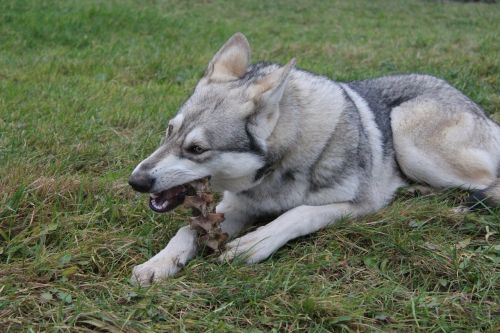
{"left": 131, "top": 225, "right": 198, "bottom": 286}
{"left": 131, "top": 194, "right": 253, "bottom": 286}
{"left": 220, "top": 202, "right": 366, "bottom": 264}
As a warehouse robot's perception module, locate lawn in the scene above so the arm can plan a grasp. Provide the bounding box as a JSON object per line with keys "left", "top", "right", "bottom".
{"left": 0, "top": 0, "right": 499, "bottom": 331}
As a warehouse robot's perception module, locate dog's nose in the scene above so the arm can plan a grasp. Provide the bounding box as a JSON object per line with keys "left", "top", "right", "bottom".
{"left": 128, "top": 173, "right": 155, "bottom": 193}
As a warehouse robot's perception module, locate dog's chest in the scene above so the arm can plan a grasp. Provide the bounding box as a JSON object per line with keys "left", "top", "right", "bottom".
{"left": 237, "top": 170, "right": 359, "bottom": 215}
{"left": 237, "top": 172, "right": 308, "bottom": 214}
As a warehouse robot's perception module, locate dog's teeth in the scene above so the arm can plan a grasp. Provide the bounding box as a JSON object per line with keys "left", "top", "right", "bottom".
{"left": 151, "top": 199, "right": 162, "bottom": 210}
{"left": 161, "top": 201, "right": 169, "bottom": 209}
{"left": 151, "top": 193, "right": 160, "bottom": 199}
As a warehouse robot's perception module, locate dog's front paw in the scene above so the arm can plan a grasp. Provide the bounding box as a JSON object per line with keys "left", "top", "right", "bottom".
{"left": 219, "top": 226, "right": 282, "bottom": 264}
{"left": 131, "top": 258, "right": 182, "bottom": 286}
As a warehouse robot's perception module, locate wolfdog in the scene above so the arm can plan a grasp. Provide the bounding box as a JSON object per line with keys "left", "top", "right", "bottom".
{"left": 129, "top": 33, "right": 500, "bottom": 285}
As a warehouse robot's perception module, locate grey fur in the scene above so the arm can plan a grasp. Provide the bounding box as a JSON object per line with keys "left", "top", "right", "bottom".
{"left": 129, "top": 33, "right": 500, "bottom": 285}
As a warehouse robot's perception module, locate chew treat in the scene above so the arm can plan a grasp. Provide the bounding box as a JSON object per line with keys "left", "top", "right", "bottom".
{"left": 184, "top": 178, "right": 228, "bottom": 252}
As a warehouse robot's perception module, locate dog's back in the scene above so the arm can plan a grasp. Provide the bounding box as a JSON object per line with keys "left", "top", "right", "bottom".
{"left": 348, "top": 74, "right": 500, "bottom": 204}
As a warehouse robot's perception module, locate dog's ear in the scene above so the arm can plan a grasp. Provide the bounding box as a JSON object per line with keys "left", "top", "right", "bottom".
{"left": 205, "top": 32, "right": 250, "bottom": 82}
{"left": 247, "top": 58, "right": 296, "bottom": 142}
{"left": 250, "top": 58, "right": 295, "bottom": 105}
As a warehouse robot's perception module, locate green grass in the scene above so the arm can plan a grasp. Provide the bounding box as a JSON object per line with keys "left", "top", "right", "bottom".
{"left": 1, "top": 0, "right": 499, "bottom": 331}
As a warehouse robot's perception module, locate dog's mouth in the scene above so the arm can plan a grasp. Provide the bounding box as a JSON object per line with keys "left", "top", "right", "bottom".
{"left": 148, "top": 177, "right": 208, "bottom": 213}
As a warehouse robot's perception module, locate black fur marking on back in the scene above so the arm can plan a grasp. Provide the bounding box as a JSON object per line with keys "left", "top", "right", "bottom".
{"left": 346, "top": 81, "right": 398, "bottom": 157}
{"left": 388, "top": 95, "right": 412, "bottom": 108}
{"left": 347, "top": 77, "right": 421, "bottom": 156}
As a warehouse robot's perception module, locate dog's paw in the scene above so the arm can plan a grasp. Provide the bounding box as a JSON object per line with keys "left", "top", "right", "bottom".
{"left": 130, "top": 258, "right": 182, "bottom": 287}
{"left": 219, "top": 226, "right": 281, "bottom": 264}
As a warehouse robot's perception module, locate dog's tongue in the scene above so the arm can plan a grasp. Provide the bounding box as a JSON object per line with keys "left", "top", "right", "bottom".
{"left": 149, "top": 185, "right": 186, "bottom": 213}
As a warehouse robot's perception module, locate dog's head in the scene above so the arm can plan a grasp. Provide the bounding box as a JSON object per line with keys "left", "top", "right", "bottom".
{"left": 129, "top": 33, "right": 295, "bottom": 212}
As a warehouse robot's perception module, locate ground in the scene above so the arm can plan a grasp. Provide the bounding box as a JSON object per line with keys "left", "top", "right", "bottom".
{"left": 0, "top": 0, "right": 499, "bottom": 332}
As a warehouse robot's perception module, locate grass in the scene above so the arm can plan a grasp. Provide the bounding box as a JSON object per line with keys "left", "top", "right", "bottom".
{"left": 0, "top": 0, "right": 499, "bottom": 331}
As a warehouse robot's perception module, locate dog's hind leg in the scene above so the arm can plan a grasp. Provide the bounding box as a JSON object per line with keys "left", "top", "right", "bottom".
{"left": 219, "top": 202, "right": 372, "bottom": 264}
{"left": 391, "top": 98, "right": 499, "bottom": 200}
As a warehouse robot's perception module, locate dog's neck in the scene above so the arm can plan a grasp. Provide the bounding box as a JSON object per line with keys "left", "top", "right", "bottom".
{"left": 248, "top": 69, "right": 347, "bottom": 189}
{"left": 262, "top": 76, "right": 302, "bottom": 168}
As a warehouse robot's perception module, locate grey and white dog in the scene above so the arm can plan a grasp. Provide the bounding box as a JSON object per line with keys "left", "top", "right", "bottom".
{"left": 129, "top": 33, "right": 500, "bottom": 286}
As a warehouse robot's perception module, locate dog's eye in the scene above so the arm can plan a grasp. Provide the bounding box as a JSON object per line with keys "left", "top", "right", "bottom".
{"left": 187, "top": 145, "right": 207, "bottom": 155}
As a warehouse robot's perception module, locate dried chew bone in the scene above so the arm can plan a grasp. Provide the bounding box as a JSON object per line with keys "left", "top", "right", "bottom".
{"left": 184, "top": 178, "right": 228, "bottom": 252}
